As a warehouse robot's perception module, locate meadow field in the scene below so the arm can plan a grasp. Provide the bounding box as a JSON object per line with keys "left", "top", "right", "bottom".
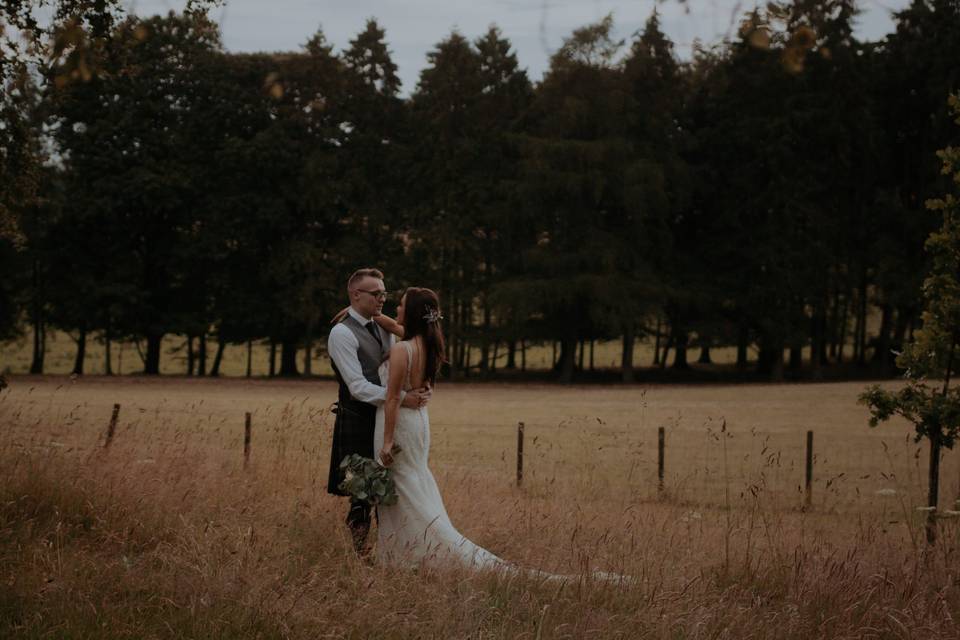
{"left": 2, "top": 375, "right": 959, "bottom": 638}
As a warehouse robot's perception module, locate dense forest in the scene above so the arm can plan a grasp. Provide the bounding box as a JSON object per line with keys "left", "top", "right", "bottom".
{"left": 1, "top": 0, "right": 959, "bottom": 382}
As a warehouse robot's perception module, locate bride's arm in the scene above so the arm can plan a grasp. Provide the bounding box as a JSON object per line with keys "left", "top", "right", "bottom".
{"left": 373, "top": 313, "right": 405, "bottom": 338}
{"left": 379, "top": 342, "right": 407, "bottom": 466}
{"left": 330, "top": 306, "right": 350, "bottom": 324}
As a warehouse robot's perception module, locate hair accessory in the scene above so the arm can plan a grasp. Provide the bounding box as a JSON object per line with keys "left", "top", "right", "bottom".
{"left": 422, "top": 306, "right": 444, "bottom": 324}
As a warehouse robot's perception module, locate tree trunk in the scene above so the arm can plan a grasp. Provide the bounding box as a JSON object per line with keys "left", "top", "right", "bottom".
{"left": 811, "top": 304, "right": 825, "bottom": 380}
{"left": 828, "top": 291, "right": 840, "bottom": 360}
{"left": 246, "top": 340, "right": 253, "bottom": 378}
{"left": 558, "top": 337, "right": 576, "bottom": 383}
{"left": 30, "top": 258, "right": 44, "bottom": 374}
{"left": 589, "top": 339, "right": 595, "bottom": 371}
{"left": 653, "top": 316, "right": 662, "bottom": 366}
{"left": 771, "top": 347, "right": 784, "bottom": 381}
{"left": 697, "top": 344, "right": 712, "bottom": 364}
{"left": 197, "top": 332, "right": 207, "bottom": 377}
{"left": 856, "top": 275, "right": 868, "bottom": 366}
{"left": 577, "top": 339, "right": 585, "bottom": 371}
{"left": 279, "top": 340, "right": 299, "bottom": 377}
{"left": 852, "top": 300, "right": 862, "bottom": 363}
{"left": 929, "top": 336, "right": 957, "bottom": 544}
{"left": 621, "top": 329, "right": 635, "bottom": 383}
{"left": 304, "top": 318, "right": 314, "bottom": 377}
{"left": 446, "top": 291, "right": 458, "bottom": 378}
{"left": 72, "top": 324, "right": 87, "bottom": 376}
{"left": 479, "top": 301, "right": 491, "bottom": 375}
{"left": 269, "top": 338, "right": 277, "bottom": 377}
{"left": 892, "top": 308, "right": 910, "bottom": 357}
{"left": 927, "top": 431, "right": 942, "bottom": 545}
{"left": 736, "top": 322, "right": 749, "bottom": 369}
{"left": 144, "top": 333, "right": 163, "bottom": 375}
{"left": 873, "top": 303, "right": 893, "bottom": 369}
{"left": 660, "top": 335, "right": 672, "bottom": 370}
{"left": 672, "top": 327, "right": 689, "bottom": 370}
{"left": 458, "top": 299, "right": 469, "bottom": 374}
{"left": 789, "top": 342, "right": 803, "bottom": 372}
{"left": 104, "top": 320, "right": 113, "bottom": 376}
{"left": 837, "top": 295, "right": 850, "bottom": 364}
{"left": 30, "top": 315, "right": 44, "bottom": 374}
{"left": 210, "top": 335, "right": 226, "bottom": 377}
{"left": 551, "top": 341, "right": 558, "bottom": 369}
{"left": 186, "top": 336, "right": 195, "bottom": 376}
{"left": 789, "top": 307, "right": 804, "bottom": 372}
{"left": 758, "top": 334, "right": 784, "bottom": 381}
{"left": 491, "top": 341, "right": 499, "bottom": 374}
{"left": 506, "top": 340, "right": 517, "bottom": 369}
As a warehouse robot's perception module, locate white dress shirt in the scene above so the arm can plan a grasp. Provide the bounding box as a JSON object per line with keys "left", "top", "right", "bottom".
{"left": 327, "top": 307, "right": 397, "bottom": 406}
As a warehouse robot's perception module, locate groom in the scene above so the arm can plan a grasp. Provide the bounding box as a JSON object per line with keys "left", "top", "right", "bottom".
{"left": 326, "top": 267, "right": 431, "bottom": 554}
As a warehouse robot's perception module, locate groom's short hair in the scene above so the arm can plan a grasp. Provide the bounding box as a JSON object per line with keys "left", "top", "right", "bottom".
{"left": 347, "top": 267, "right": 384, "bottom": 289}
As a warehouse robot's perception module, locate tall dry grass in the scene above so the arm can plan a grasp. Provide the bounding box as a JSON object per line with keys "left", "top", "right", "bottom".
{"left": 1, "top": 377, "right": 959, "bottom": 638}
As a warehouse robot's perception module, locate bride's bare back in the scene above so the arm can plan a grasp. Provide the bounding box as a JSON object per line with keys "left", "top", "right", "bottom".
{"left": 405, "top": 337, "right": 427, "bottom": 391}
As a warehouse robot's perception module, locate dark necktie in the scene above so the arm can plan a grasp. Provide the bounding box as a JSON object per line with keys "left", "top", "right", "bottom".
{"left": 365, "top": 322, "right": 383, "bottom": 347}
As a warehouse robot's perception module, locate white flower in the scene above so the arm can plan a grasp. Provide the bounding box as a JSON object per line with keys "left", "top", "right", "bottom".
{"left": 423, "top": 307, "right": 444, "bottom": 323}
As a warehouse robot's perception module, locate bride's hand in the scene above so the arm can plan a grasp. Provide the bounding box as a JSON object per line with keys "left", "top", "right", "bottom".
{"left": 401, "top": 387, "right": 431, "bottom": 409}
{"left": 379, "top": 441, "right": 396, "bottom": 467}
{"left": 330, "top": 306, "right": 350, "bottom": 324}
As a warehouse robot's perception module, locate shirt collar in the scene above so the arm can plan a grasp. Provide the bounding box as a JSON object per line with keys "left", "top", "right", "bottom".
{"left": 347, "top": 307, "right": 372, "bottom": 325}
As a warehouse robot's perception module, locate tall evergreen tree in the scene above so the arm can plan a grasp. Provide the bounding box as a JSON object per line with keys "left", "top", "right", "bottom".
{"left": 518, "top": 15, "right": 657, "bottom": 382}
{"left": 622, "top": 12, "right": 690, "bottom": 375}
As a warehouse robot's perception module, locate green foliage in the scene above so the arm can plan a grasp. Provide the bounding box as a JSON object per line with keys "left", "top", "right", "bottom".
{"left": 337, "top": 453, "right": 398, "bottom": 507}
{"left": 861, "top": 95, "right": 960, "bottom": 450}
{"left": 3, "top": 1, "right": 960, "bottom": 383}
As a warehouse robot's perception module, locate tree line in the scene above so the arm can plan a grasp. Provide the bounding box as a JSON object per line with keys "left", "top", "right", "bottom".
{"left": 1, "top": 0, "right": 959, "bottom": 382}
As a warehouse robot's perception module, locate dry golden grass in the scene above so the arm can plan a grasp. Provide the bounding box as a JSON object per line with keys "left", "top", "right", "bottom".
{"left": 2, "top": 375, "right": 959, "bottom": 638}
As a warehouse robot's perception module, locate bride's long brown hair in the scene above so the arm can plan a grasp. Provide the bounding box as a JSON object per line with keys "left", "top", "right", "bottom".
{"left": 400, "top": 287, "right": 447, "bottom": 385}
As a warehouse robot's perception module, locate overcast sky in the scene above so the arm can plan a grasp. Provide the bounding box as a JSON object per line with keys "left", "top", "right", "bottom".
{"left": 122, "top": 0, "right": 910, "bottom": 94}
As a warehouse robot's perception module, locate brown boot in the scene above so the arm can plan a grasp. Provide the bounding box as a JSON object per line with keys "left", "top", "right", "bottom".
{"left": 346, "top": 502, "right": 371, "bottom": 555}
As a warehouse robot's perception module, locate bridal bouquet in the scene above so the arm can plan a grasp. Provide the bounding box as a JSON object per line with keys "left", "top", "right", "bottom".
{"left": 338, "top": 446, "right": 401, "bottom": 507}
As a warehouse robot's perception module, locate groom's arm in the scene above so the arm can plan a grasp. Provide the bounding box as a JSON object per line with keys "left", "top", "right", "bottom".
{"left": 327, "top": 323, "right": 396, "bottom": 407}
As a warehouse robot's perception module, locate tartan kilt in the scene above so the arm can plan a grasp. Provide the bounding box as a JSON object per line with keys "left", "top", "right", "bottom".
{"left": 326, "top": 398, "right": 377, "bottom": 496}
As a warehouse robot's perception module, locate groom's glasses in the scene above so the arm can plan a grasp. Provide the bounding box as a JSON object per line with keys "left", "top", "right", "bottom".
{"left": 356, "top": 288, "right": 388, "bottom": 301}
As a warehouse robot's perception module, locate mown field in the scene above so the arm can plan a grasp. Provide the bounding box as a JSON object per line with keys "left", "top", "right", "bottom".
{"left": 2, "top": 375, "right": 958, "bottom": 638}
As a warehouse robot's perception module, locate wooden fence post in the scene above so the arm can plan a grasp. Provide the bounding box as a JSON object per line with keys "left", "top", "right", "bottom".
{"left": 658, "top": 426, "right": 665, "bottom": 495}
{"left": 104, "top": 403, "right": 120, "bottom": 449}
{"left": 516, "top": 422, "right": 524, "bottom": 487}
{"left": 244, "top": 412, "right": 252, "bottom": 469}
{"left": 805, "top": 430, "right": 814, "bottom": 509}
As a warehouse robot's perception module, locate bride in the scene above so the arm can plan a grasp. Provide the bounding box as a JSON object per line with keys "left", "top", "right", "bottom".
{"left": 370, "top": 288, "right": 627, "bottom": 584}
{"left": 371, "top": 286, "right": 508, "bottom": 570}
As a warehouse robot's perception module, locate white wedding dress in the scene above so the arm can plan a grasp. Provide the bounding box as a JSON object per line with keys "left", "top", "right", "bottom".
{"left": 374, "top": 341, "right": 629, "bottom": 585}
{"left": 374, "top": 340, "right": 507, "bottom": 570}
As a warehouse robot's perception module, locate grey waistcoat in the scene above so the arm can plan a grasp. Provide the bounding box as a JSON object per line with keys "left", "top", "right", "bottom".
{"left": 337, "top": 314, "right": 389, "bottom": 391}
